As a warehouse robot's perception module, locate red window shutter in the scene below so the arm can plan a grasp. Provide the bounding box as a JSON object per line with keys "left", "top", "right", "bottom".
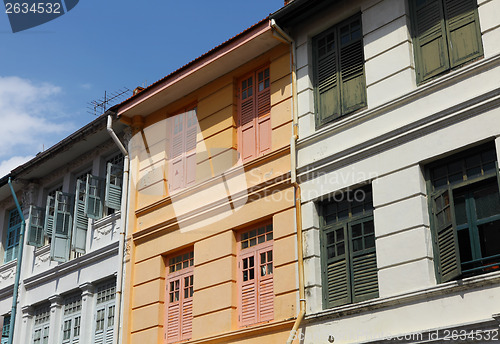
{"left": 166, "top": 279, "right": 181, "bottom": 344}
{"left": 257, "top": 247, "right": 274, "bottom": 322}
{"left": 239, "top": 251, "right": 258, "bottom": 326}
{"left": 256, "top": 67, "right": 271, "bottom": 156}
{"left": 180, "top": 275, "right": 194, "bottom": 341}
{"left": 239, "top": 74, "right": 257, "bottom": 162}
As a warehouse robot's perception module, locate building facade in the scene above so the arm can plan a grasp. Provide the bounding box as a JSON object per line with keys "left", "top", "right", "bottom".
{"left": 114, "top": 19, "right": 300, "bottom": 344}
{"left": 272, "top": 0, "right": 500, "bottom": 343}
{"left": 0, "top": 115, "right": 128, "bottom": 344}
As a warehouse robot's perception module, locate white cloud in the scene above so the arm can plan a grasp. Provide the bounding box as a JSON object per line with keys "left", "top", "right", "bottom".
{"left": 0, "top": 155, "right": 33, "bottom": 178}
{"left": 81, "top": 83, "right": 92, "bottom": 90}
{"left": 0, "top": 76, "right": 73, "bottom": 161}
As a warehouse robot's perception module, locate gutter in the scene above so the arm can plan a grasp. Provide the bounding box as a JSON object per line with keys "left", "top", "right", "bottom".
{"left": 106, "top": 113, "right": 130, "bottom": 344}
{"left": 270, "top": 19, "right": 306, "bottom": 344}
{"left": 7, "top": 178, "right": 26, "bottom": 344}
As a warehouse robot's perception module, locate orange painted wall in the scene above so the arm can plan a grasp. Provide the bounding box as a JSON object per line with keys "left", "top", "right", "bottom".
{"left": 123, "top": 43, "right": 298, "bottom": 344}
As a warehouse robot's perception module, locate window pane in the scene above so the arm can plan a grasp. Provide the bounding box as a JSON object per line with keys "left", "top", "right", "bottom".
{"left": 336, "top": 243, "right": 345, "bottom": 256}
{"left": 478, "top": 220, "right": 500, "bottom": 258}
{"left": 458, "top": 228, "right": 473, "bottom": 263}
{"left": 365, "top": 235, "right": 375, "bottom": 249}
{"left": 352, "top": 224, "right": 362, "bottom": 238}
{"left": 454, "top": 194, "right": 467, "bottom": 225}
{"left": 352, "top": 238, "right": 363, "bottom": 252}
{"left": 474, "top": 183, "right": 500, "bottom": 220}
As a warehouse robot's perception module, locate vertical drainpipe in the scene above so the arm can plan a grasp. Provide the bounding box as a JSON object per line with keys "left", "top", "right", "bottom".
{"left": 7, "top": 177, "right": 26, "bottom": 344}
{"left": 270, "top": 19, "right": 306, "bottom": 344}
{"left": 106, "top": 114, "right": 129, "bottom": 344}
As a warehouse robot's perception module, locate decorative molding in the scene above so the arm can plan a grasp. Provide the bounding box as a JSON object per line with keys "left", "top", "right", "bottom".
{"left": 0, "top": 260, "right": 17, "bottom": 281}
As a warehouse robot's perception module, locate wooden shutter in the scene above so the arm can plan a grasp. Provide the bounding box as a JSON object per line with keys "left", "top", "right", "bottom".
{"left": 444, "top": 0, "right": 483, "bottom": 68}
{"left": 256, "top": 67, "right": 271, "bottom": 156}
{"left": 85, "top": 175, "right": 104, "bottom": 219}
{"left": 323, "top": 225, "right": 350, "bottom": 308}
{"left": 257, "top": 247, "right": 273, "bottom": 322}
{"left": 44, "top": 195, "right": 55, "bottom": 237}
{"left": 350, "top": 219, "right": 379, "bottom": 303}
{"left": 105, "top": 163, "right": 122, "bottom": 211}
{"left": 180, "top": 275, "right": 193, "bottom": 341}
{"left": 432, "top": 188, "right": 461, "bottom": 282}
{"left": 239, "top": 74, "right": 257, "bottom": 162}
{"left": 314, "top": 27, "right": 341, "bottom": 126}
{"left": 169, "top": 114, "right": 185, "bottom": 192}
{"left": 185, "top": 110, "right": 197, "bottom": 187}
{"left": 50, "top": 191, "right": 73, "bottom": 262}
{"left": 4, "top": 209, "right": 21, "bottom": 262}
{"left": 27, "top": 206, "right": 45, "bottom": 247}
{"left": 72, "top": 179, "right": 88, "bottom": 254}
{"left": 239, "top": 250, "right": 258, "bottom": 326}
{"left": 105, "top": 305, "right": 114, "bottom": 344}
{"left": 166, "top": 278, "right": 181, "bottom": 343}
{"left": 411, "top": 0, "right": 450, "bottom": 82}
{"left": 339, "top": 16, "right": 367, "bottom": 114}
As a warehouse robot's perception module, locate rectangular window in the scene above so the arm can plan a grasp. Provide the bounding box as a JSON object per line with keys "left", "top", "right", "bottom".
{"left": 4, "top": 209, "right": 21, "bottom": 263}
{"left": 1, "top": 315, "right": 10, "bottom": 344}
{"left": 320, "top": 185, "right": 378, "bottom": 308}
{"left": 168, "top": 108, "right": 198, "bottom": 192}
{"left": 238, "top": 66, "right": 271, "bottom": 163}
{"left": 32, "top": 304, "right": 50, "bottom": 344}
{"left": 165, "top": 251, "right": 194, "bottom": 343}
{"left": 426, "top": 143, "right": 500, "bottom": 282}
{"left": 62, "top": 294, "right": 82, "bottom": 343}
{"left": 94, "top": 279, "right": 116, "bottom": 344}
{"left": 410, "top": 0, "right": 483, "bottom": 84}
{"left": 313, "top": 14, "right": 366, "bottom": 127}
{"left": 238, "top": 223, "right": 273, "bottom": 326}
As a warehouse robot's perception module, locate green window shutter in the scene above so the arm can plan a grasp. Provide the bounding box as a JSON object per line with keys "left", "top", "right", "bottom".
{"left": 314, "top": 27, "right": 341, "bottom": 126}
{"left": 339, "top": 16, "right": 366, "bottom": 115}
{"left": 50, "top": 191, "right": 74, "bottom": 262}
{"left": 323, "top": 225, "right": 351, "bottom": 308}
{"left": 44, "top": 195, "right": 55, "bottom": 238}
{"left": 85, "top": 174, "right": 105, "bottom": 219}
{"left": 431, "top": 188, "right": 461, "bottom": 282}
{"left": 411, "top": 0, "right": 450, "bottom": 83}
{"left": 27, "top": 206, "right": 45, "bottom": 247}
{"left": 349, "top": 218, "right": 378, "bottom": 303}
{"left": 72, "top": 179, "right": 88, "bottom": 254}
{"left": 105, "top": 163, "right": 122, "bottom": 211}
{"left": 444, "top": 0, "right": 483, "bottom": 68}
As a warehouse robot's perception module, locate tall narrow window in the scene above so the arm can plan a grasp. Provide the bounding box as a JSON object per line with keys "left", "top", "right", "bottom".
{"left": 427, "top": 143, "right": 500, "bottom": 282}
{"left": 410, "top": 0, "right": 483, "bottom": 83}
{"left": 168, "top": 108, "right": 197, "bottom": 192}
{"left": 313, "top": 14, "right": 366, "bottom": 127}
{"left": 93, "top": 279, "right": 115, "bottom": 344}
{"left": 320, "top": 185, "right": 378, "bottom": 308}
{"left": 62, "top": 294, "right": 82, "bottom": 344}
{"left": 4, "top": 209, "right": 21, "bottom": 263}
{"left": 238, "top": 223, "right": 274, "bottom": 326}
{"left": 32, "top": 304, "right": 50, "bottom": 344}
{"left": 238, "top": 66, "right": 271, "bottom": 163}
{"left": 1, "top": 314, "right": 10, "bottom": 344}
{"left": 165, "top": 251, "right": 194, "bottom": 343}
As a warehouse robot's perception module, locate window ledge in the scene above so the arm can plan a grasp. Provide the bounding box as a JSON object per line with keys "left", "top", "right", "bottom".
{"left": 307, "top": 270, "right": 500, "bottom": 322}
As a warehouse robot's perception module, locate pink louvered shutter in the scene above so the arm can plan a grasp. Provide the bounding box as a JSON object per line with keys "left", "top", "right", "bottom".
{"left": 184, "top": 110, "right": 197, "bottom": 187}
{"left": 166, "top": 279, "right": 181, "bottom": 343}
{"left": 180, "top": 274, "right": 193, "bottom": 341}
{"left": 239, "top": 250, "right": 258, "bottom": 326}
{"left": 258, "top": 247, "right": 274, "bottom": 322}
{"left": 169, "top": 115, "right": 185, "bottom": 192}
{"left": 239, "top": 74, "right": 256, "bottom": 162}
{"left": 256, "top": 67, "right": 271, "bottom": 156}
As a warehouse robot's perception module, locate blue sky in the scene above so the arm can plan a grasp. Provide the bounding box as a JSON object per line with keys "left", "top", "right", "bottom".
{"left": 0, "top": 0, "right": 284, "bottom": 176}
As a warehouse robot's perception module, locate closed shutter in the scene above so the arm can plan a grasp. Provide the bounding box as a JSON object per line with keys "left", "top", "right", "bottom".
{"left": 105, "top": 163, "right": 122, "bottom": 211}
{"left": 4, "top": 209, "right": 21, "bottom": 263}
{"left": 339, "top": 16, "right": 366, "bottom": 114}
{"left": 323, "top": 225, "right": 350, "bottom": 308}
{"left": 166, "top": 274, "right": 193, "bottom": 343}
{"left": 180, "top": 275, "right": 193, "bottom": 341}
{"left": 166, "top": 278, "right": 181, "bottom": 344}
{"left": 314, "top": 27, "right": 341, "bottom": 126}
{"left": 169, "top": 114, "right": 185, "bottom": 192}
{"left": 411, "top": 0, "right": 450, "bottom": 83}
{"left": 185, "top": 110, "right": 197, "bottom": 187}
{"left": 257, "top": 248, "right": 273, "bottom": 322}
{"left": 44, "top": 195, "right": 55, "bottom": 237}
{"left": 85, "top": 175, "right": 104, "bottom": 219}
{"left": 72, "top": 179, "right": 88, "bottom": 254}
{"left": 239, "top": 74, "right": 257, "bottom": 162}
{"left": 256, "top": 67, "right": 271, "bottom": 156}
{"left": 350, "top": 219, "right": 379, "bottom": 303}
{"left": 28, "top": 206, "right": 45, "bottom": 247}
{"left": 239, "top": 251, "right": 257, "bottom": 326}
{"left": 444, "top": 0, "right": 483, "bottom": 67}
{"left": 50, "top": 191, "right": 74, "bottom": 262}
{"left": 432, "top": 188, "right": 461, "bottom": 282}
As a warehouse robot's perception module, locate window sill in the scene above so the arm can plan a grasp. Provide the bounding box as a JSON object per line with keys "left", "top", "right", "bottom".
{"left": 307, "top": 270, "right": 500, "bottom": 322}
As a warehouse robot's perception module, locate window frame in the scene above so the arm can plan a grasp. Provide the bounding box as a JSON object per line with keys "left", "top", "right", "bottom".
{"left": 32, "top": 304, "right": 50, "bottom": 344}
{"left": 4, "top": 208, "right": 21, "bottom": 263}
{"left": 93, "top": 279, "right": 116, "bottom": 344}
{"left": 237, "top": 223, "right": 274, "bottom": 327}
{"left": 319, "top": 185, "right": 379, "bottom": 309}
{"left": 312, "top": 13, "right": 367, "bottom": 128}
{"left": 61, "top": 293, "right": 82, "bottom": 344}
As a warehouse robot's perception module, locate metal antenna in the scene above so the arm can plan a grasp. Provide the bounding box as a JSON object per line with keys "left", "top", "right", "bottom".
{"left": 87, "top": 87, "right": 131, "bottom": 116}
